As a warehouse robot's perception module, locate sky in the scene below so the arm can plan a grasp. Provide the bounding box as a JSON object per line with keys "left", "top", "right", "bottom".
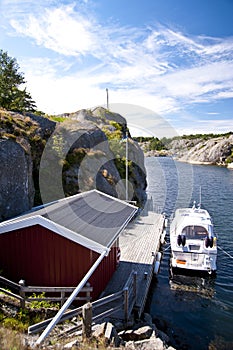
{"left": 0, "top": 0, "right": 233, "bottom": 137}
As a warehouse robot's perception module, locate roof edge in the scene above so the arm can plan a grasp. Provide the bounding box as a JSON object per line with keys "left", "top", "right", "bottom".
{"left": 0, "top": 215, "right": 108, "bottom": 254}
{"left": 93, "top": 189, "right": 138, "bottom": 210}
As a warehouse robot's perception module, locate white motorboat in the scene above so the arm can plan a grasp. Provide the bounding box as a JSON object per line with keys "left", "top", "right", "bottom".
{"left": 170, "top": 202, "right": 217, "bottom": 274}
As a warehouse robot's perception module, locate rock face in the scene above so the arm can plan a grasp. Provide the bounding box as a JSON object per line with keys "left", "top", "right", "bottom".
{"left": 0, "top": 139, "right": 34, "bottom": 221}
{"left": 168, "top": 135, "right": 233, "bottom": 167}
{"left": 56, "top": 110, "right": 147, "bottom": 206}
{"left": 0, "top": 107, "right": 147, "bottom": 221}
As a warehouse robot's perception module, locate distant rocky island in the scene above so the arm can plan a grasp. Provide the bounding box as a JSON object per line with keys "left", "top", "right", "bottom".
{"left": 136, "top": 133, "right": 233, "bottom": 168}
{"left": 0, "top": 107, "right": 146, "bottom": 222}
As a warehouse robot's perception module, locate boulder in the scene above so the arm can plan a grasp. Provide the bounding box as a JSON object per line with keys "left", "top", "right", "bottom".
{"left": 92, "top": 322, "right": 123, "bottom": 348}
{"left": 0, "top": 139, "right": 34, "bottom": 221}
{"left": 0, "top": 107, "right": 147, "bottom": 219}
{"left": 92, "top": 106, "right": 127, "bottom": 129}
{"left": 134, "top": 337, "right": 164, "bottom": 350}
{"left": 119, "top": 325, "right": 153, "bottom": 341}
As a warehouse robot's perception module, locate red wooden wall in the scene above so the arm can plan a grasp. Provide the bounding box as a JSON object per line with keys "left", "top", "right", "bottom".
{"left": 0, "top": 225, "right": 118, "bottom": 300}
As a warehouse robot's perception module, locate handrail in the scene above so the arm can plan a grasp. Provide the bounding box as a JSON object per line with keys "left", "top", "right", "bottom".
{"left": 21, "top": 285, "right": 93, "bottom": 293}
{"left": 29, "top": 270, "right": 137, "bottom": 341}
{"left": 0, "top": 275, "right": 93, "bottom": 308}
{"left": 28, "top": 291, "right": 124, "bottom": 335}
{"left": 0, "top": 288, "right": 24, "bottom": 301}
{"left": 0, "top": 276, "right": 21, "bottom": 291}
{"left": 28, "top": 306, "right": 83, "bottom": 334}
{"left": 92, "top": 291, "right": 123, "bottom": 308}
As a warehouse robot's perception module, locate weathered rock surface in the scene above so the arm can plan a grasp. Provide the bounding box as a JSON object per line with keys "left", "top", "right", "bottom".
{"left": 119, "top": 325, "right": 154, "bottom": 341}
{"left": 0, "top": 107, "right": 147, "bottom": 221}
{"left": 0, "top": 139, "right": 34, "bottom": 221}
{"left": 168, "top": 135, "right": 233, "bottom": 167}
{"left": 91, "top": 320, "right": 175, "bottom": 350}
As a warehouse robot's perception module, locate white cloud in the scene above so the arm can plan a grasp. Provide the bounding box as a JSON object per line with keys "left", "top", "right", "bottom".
{"left": 178, "top": 118, "right": 233, "bottom": 136}
{"left": 1, "top": 0, "right": 233, "bottom": 134}
{"left": 10, "top": 4, "right": 98, "bottom": 56}
{"left": 157, "top": 61, "right": 233, "bottom": 103}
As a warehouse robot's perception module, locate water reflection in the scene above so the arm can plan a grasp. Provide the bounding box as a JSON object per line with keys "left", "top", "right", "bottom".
{"left": 145, "top": 157, "right": 233, "bottom": 350}
{"left": 170, "top": 269, "right": 216, "bottom": 299}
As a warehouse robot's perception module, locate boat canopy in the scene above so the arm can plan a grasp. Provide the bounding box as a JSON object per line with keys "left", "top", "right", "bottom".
{"left": 181, "top": 225, "right": 208, "bottom": 239}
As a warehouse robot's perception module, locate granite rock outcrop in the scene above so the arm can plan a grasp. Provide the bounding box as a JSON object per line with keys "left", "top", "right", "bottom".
{"left": 0, "top": 108, "right": 147, "bottom": 221}
{"left": 169, "top": 135, "right": 233, "bottom": 167}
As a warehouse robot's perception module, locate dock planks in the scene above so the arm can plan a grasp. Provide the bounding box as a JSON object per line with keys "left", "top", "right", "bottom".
{"left": 101, "top": 210, "right": 165, "bottom": 321}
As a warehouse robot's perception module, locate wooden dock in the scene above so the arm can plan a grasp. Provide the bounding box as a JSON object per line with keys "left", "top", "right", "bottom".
{"left": 100, "top": 210, "right": 165, "bottom": 322}
{"left": 25, "top": 210, "right": 166, "bottom": 339}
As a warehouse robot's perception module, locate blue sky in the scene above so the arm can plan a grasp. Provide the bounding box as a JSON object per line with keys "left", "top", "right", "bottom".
{"left": 0, "top": 0, "right": 233, "bottom": 137}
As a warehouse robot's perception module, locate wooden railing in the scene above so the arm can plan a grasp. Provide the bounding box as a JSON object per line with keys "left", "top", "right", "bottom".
{"left": 28, "top": 270, "right": 138, "bottom": 337}
{"left": 0, "top": 276, "right": 93, "bottom": 308}
{"left": 0, "top": 271, "right": 138, "bottom": 343}
{"left": 28, "top": 290, "right": 124, "bottom": 335}
{"left": 144, "top": 193, "right": 164, "bottom": 214}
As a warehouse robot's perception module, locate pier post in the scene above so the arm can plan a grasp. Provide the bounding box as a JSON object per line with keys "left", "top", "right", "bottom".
{"left": 124, "top": 287, "right": 129, "bottom": 321}
{"left": 133, "top": 271, "right": 137, "bottom": 302}
{"left": 61, "top": 291, "right": 65, "bottom": 306}
{"left": 19, "top": 279, "right": 25, "bottom": 309}
{"left": 82, "top": 302, "right": 92, "bottom": 339}
{"left": 86, "top": 282, "right": 91, "bottom": 302}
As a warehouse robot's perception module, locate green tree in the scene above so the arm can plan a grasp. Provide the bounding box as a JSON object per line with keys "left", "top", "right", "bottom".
{"left": 0, "top": 49, "right": 36, "bottom": 112}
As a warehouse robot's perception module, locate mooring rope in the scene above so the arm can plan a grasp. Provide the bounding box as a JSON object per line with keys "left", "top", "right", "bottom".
{"left": 162, "top": 243, "right": 233, "bottom": 259}
{"left": 217, "top": 245, "right": 233, "bottom": 259}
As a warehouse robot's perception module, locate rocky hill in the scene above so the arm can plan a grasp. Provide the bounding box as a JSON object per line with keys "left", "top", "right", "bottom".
{"left": 143, "top": 133, "right": 233, "bottom": 168}
{"left": 168, "top": 134, "right": 233, "bottom": 167}
{"left": 0, "top": 108, "right": 147, "bottom": 221}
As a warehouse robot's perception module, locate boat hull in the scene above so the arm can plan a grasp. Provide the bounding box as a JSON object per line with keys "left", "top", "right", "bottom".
{"left": 170, "top": 250, "right": 217, "bottom": 273}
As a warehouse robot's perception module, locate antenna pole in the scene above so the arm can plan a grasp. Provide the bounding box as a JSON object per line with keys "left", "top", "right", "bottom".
{"left": 199, "top": 186, "right": 202, "bottom": 208}
{"left": 126, "top": 130, "right": 128, "bottom": 201}
{"left": 106, "top": 88, "right": 109, "bottom": 109}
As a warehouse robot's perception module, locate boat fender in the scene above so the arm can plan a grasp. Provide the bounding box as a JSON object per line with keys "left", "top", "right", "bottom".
{"left": 156, "top": 251, "right": 162, "bottom": 262}
{"left": 154, "top": 260, "right": 160, "bottom": 274}
{"left": 181, "top": 235, "right": 186, "bottom": 246}
{"left": 177, "top": 235, "right": 182, "bottom": 246}
{"left": 209, "top": 237, "right": 214, "bottom": 248}
{"left": 205, "top": 236, "right": 210, "bottom": 248}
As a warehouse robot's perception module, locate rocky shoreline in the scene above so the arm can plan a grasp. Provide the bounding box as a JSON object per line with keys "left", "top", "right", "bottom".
{"left": 61, "top": 314, "right": 176, "bottom": 350}
{"left": 143, "top": 134, "right": 233, "bottom": 169}
{"left": 0, "top": 292, "right": 175, "bottom": 350}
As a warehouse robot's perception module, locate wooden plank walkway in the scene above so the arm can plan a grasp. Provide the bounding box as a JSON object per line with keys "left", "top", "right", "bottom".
{"left": 100, "top": 210, "right": 165, "bottom": 322}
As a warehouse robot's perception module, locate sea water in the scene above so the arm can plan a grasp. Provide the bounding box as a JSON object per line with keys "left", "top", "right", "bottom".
{"left": 145, "top": 157, "right": 233, "bottom": 350}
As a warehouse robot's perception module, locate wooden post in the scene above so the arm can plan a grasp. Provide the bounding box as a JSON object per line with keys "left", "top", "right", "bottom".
{"left": 124, "top": 287, "right": 129, "bottom": 322}
{"left": 61, "top": 291, "right": 65, "bottom": 306}
{"left": 86, "top": 282, "right": 91, "bottom": 302}
{"left": 82, "top": 302, "right": 92, "bottom": 339}
{"left": 19, "top": 279, "right": 25, "bottom": 309}
{"left": 133, "top": 271, "right": 137, "bottom": 303}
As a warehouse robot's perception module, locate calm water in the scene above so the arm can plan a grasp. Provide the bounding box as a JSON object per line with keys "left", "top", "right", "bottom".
{"left": 145, "top": 157, "right": 233, "bottom": 350}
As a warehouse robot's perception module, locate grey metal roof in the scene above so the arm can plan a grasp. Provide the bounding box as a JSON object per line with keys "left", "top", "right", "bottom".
{"left": 0, "top": 190, "right": 138, "bottom": 253}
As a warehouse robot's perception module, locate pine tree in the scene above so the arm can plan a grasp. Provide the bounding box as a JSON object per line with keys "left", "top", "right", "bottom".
{"left": 0, "top": 49, "right": 36, "bottom": 112}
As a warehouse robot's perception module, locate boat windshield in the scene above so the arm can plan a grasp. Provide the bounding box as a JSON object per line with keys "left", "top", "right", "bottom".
{"left": 181, "top": 225, "right": 208, "bottom": 239}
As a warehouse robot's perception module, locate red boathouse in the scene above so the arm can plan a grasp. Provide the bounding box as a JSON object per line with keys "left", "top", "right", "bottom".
{"left": 0, "top": 190, "right": 137, "bottom": 300}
